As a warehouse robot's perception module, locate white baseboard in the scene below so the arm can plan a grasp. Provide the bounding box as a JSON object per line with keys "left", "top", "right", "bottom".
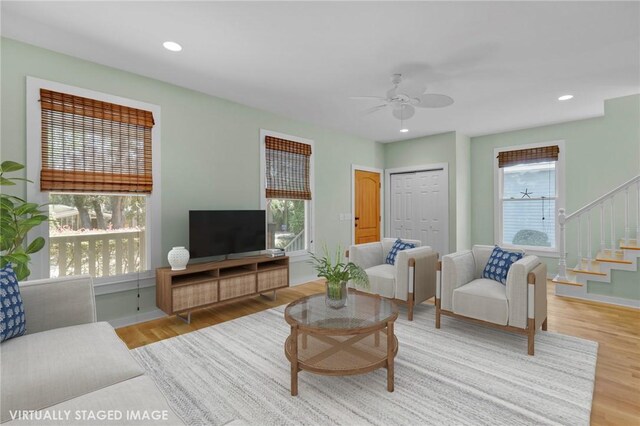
{"left": 109, "top": 308, "right": 166, "bottom": 329}
{"left": 555, "top": 285, "right": 640, "bottom": 309}
{"left": 556, "top": 292, "right": 640, "bottom": 309}
{"left": 290, "top": 274, "right": 320, "bottom": 286}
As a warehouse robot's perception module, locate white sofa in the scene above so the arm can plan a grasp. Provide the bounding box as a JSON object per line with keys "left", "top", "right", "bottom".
{"left": 437, "top": 245, "right": 548, "bottom": 355}
{"left": 0, "top": 275, "right": 183, "bottom": 425}
{"left": 347, "top": 238, "right": 438, "bottom": 320}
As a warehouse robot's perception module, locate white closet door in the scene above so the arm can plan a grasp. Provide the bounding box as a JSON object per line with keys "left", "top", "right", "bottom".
{"left": 416, "top": 170, "right": 446, "bottom": 256}
{"left": 391, "top": 173, "right": 416, "bottom": 239}
{"left": 390, "top": 169, "right": 447, "bottom": 255}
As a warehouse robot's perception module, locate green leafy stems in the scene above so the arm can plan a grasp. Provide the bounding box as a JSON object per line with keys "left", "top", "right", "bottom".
{"left": 1, "top": 161, "right": 48, "bottom": 280}
{"left": 309, "top": 245, "right": 369, "bottom": 293}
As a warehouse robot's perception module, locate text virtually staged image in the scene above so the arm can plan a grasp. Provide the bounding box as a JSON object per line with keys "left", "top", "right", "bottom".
{"left": 0, "top": 1, "right": 639, "bottom": 425}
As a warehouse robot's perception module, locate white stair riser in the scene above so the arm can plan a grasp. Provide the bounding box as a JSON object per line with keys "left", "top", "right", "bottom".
{"left": 557, "top": 247, "right": 639, "bottom": 289}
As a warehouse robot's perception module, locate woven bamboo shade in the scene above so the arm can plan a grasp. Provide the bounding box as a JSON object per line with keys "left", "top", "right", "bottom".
{"left": 40, "top": 89, "right": 154, "bottom": 193}
{"left": 265, "top": 136, "right": 312, "bottom": 200}
{"left": 497, "top": 145, "right": 559, "bottom": 168}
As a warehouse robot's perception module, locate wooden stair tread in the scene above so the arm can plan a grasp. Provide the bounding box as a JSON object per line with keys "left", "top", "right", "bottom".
{"left": 601, "top": 250, "right": 625, "bottom": 259}
{"left": 620, "top": 244, "right": 640, "bottom": 250}
{"left": 551, "top": 277, "right": 583, "bottom": 286}
{"left": 571, "top": 268, "right": 607, "bottom": 276}
{"left": 595, "top": 257, "right": 633, "bottom": 265}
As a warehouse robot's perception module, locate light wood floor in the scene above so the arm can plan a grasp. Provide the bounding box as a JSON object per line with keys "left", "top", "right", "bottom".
{"left": 116, "top": 280, "right": 640, "bottom": 425}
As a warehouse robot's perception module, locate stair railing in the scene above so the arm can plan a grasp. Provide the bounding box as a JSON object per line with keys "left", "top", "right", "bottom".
{"left": 555, "top": 175, "right": 640, "bottom": 281}
{"left": 283, "top": 229, "right": 306, "bottom": 252}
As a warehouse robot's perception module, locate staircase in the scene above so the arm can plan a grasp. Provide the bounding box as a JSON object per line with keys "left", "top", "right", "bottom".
{"left": 553, "top": 175, "right": 640, "bottom": 307}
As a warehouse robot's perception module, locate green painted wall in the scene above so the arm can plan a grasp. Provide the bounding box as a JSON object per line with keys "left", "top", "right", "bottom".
{"left": 383, "top": 131, "right": 458, "bottom": 253}
{"left": 96, "top": 287, "right": 156, "bottom": 322}
{"left": 470, "top": 95, "right": 640, "bottom": 300}
{"left": 2, "top": 35, "right": 637, "bottom": 322}
{"left": 1, "top": 37, "right": 384, "bottom": 321}
{"left": 455, "top": 132, "right": 471, "bottom": 251}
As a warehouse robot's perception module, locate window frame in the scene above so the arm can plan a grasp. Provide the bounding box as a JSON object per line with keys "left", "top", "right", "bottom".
{"left": 493, "top": 140, "right": 565, "bottom": 257}
{"left": 259, "top": 129, "right": 315, "bottom": 261}
{"left": 26, "top": 77, "right": 162, "bottom": 286}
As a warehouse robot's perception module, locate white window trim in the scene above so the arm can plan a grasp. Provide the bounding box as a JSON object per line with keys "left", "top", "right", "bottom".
{"left": 25, "top": 77, "right": 162, "bottom": 286}
{"left": 259, "top": 129, "right": 315, "bottom": 262}
{"left": 493, "top": 140, "right": 565, "bottom": 258}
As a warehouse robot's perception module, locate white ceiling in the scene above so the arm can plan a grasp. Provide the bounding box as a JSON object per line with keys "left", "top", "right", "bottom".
{"left": 2, "top": 1, "right": 639, "bottom": 142}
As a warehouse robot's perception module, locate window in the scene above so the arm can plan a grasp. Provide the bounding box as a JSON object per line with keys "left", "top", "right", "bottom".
{"left": 48, "top": 193, "right": 146, "bottom": 278}
{"left": 496, "top": 143, "right": 563, "bottom": 253}
{"left": 27, "top": 80, "right": 160, "bottom": 282}
{"left": 267, "top": 199, "right": 307, "bottom": 252}
{"left": 261, "top": 132, "right": 314, "bottom": 255}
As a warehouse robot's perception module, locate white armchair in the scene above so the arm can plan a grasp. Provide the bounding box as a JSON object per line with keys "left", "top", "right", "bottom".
{"left": 347, "top": 238, "right": 438, "bottom": 321}
{"left": 437, "top": 245, "right": 548, "bottom": 355}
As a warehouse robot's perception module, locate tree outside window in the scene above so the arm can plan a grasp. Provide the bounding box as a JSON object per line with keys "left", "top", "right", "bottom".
{"left": 266, "top": 199, "right": 306, "bottom": 252}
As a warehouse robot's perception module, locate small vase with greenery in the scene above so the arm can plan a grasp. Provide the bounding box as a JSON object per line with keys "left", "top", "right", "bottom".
{"left": 309, "top": 246, "right": 369, "bottom": 308}
{"left": 0, "top": 161, "right": 48, "bottom": 280}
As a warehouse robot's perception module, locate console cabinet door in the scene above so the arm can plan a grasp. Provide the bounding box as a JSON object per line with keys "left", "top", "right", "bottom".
{"left": 173, "top": 281, "right": 218, "bottom": 312}
{"left": 219, "top": 275, "right": 257, "bottom": 300}
{"left": 258, "top": 268, "right": 288, "bottom": 292}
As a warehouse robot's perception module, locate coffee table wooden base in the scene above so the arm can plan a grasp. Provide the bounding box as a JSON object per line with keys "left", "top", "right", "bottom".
{"left": 284, "top": 322, "right": 398, "bottom": 396}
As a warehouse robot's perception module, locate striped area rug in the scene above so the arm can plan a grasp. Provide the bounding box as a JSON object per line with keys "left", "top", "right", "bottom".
{"left": 131, "top": 304, "right": 597, "bottom": 426}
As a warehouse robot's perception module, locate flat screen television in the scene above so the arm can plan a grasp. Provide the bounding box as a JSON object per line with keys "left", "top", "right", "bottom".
{"left": 189, "top": 210, "right": 266, "bottom": 258}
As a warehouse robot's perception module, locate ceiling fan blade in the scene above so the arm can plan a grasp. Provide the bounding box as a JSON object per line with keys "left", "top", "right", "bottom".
{"left": 392, "top": 105, "right": 415, "bottom": 120}
{"left": 350, "top": 96, "right": 388, "bottom": 101}
{"left": 363, "top": 104, "right": 388, "bottom": 115}
{"left": 416, "top": 93, "right": 454, "bottom": 108}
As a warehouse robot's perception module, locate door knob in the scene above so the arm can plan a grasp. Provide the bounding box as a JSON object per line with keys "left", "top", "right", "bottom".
{"left": 355, "top": 217, "right": 360, "bottom": 220}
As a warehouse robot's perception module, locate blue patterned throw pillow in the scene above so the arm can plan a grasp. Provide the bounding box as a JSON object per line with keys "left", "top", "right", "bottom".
{"left": 385, "top": 239, "right": 416, "bottom": 265}
{"left": 0, "top": 264, "right": 26, "bottom": 343}
{"left": 482, "top": 246, "right": 524, "bottom": 285}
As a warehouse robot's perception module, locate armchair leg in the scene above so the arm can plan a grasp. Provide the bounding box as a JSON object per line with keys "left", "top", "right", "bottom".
{"left": 435, "top": 298, "right": 441, "bottom": 329}
{"left": 527, "top": 318, "right": 535, "bottom": 356}
{"left": 408, "top": 292, "right": 414, "bottom": 321}
{"left": 542, "top": 318, "right": 548, "bottom": 331}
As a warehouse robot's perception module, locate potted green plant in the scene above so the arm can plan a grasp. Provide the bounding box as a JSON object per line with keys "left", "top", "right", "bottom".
{"left": 0, "top": 161, "right": 48, "bottom": 280}
{"left": 309, "top": 246, "right": 369, "bottom": 308}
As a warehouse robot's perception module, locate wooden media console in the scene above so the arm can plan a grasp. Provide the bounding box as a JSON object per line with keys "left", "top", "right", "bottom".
{"left": 156, "top": 255, "right": 289, "bottom": 323}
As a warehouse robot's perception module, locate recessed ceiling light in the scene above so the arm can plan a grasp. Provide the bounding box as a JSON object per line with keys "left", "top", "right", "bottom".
{"left": 558, "top": 95, "right": 573, "bottom": 101}
{"left": 400, "top": 128, "right": 409, "bottom": 133}
{"left": 163, "top": 41, "right": 182, "bottom": 52}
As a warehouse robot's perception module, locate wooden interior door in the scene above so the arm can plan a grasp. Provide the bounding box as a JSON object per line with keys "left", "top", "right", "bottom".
{"left": 355, "top": 170, "right": 381, "bottom": 244}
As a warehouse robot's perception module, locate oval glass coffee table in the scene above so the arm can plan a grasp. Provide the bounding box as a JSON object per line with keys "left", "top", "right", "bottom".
{"left": 284, "top": 291, "right": 399, "bottom": 396}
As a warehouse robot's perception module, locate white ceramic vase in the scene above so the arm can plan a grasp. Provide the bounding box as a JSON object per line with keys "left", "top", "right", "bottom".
{"left": 168, "top": 246, "right": 190, "bottom": 271}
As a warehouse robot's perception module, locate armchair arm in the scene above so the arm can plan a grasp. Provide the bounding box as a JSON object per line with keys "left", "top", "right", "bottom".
{"left": 528, "top": 262, "right": 548, "bottom": 329}
{"left": 440, "top": 250, "right": 476, "bottom": 311}
{"left": 347, "top": 242, "right": 383, "bottom": 270}
{"left": 20, "top": 275, "right": 96, "bottom": 335}
{"left": 395, "top": 247, "right": 437, "bottom": 302}
{"left": 506, "top": 256, "right": 547, "bottom": 329}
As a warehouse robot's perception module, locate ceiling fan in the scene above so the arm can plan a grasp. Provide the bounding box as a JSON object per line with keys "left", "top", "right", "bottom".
{"left": 350, "top": 74, "right": 454, "bottom": 120}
